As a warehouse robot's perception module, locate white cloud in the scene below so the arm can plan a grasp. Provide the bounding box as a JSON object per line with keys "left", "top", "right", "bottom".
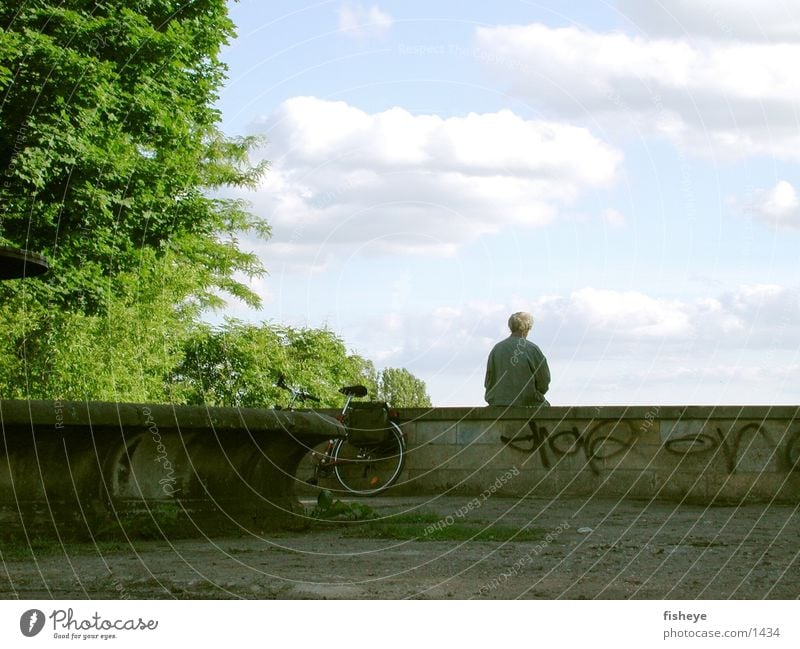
{"left": 243, "top": 97, "right": 622, "bottom": 267}
{"left": 344, "top": 284, "right": 800, "bottom": 405}
{"left": 568, "top": 287, "right": 692, "bottom": 338}
{"left": 338, "top": 2, "right": 393, "bottom": 40}
{"left": 475, "top": 22, "right": 800, "bottom": 159}
{"left": 617, "top": 0, "right": 800, "bottom": 42}
{"left": 347, "top": 284, "right": 800, "bottom": 370}
{"left": 740, "top": 180, "right": 800, "bottom": 229}
{"left": 601, "top": 207, "right": 626, "bottom": 227}
{"left": 535, "top": 283, "right": 798, "bottom": 349}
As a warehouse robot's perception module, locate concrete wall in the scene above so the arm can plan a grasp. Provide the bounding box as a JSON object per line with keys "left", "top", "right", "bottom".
{"left": 3, "top": 401, "right": 798, "bottom": 540}
{"left": 0, "top": 399, "right": 344, "bottom": 537}
{"left": 392, "top": 406, "right": 800, "bottom": 504}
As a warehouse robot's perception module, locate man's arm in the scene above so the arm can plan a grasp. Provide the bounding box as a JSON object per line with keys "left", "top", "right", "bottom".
{"left": 533, "top": 348, "right": 550, "bottom": 395}
{"left": 537, "top": 357, "right": 550, "bottom": 395}
{"left": 484, "top": 350, "right": 494, "bottom": 390}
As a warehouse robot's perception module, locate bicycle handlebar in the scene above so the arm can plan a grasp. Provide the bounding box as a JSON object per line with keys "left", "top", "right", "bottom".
{"left": 275, "top": 374, "right": 321, "bottom": 404}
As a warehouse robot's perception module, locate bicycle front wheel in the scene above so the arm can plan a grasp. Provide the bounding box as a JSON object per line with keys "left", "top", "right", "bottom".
{"left": 294, "top": 439, "right": 335, "bottom": 496}
{"left": 332, "top": 422, "right": 405, "bottom": 496}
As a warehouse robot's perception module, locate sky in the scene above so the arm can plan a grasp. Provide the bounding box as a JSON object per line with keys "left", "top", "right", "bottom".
{"left": 211, "top": 0, "right": 800, "bottom": 406}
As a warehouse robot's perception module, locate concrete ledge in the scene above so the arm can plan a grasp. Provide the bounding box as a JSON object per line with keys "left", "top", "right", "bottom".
{"left": 0, "top": 399, "right": 344, "bottom": 537}
{"left": 397, "top": 404, "right": 800, "bottom": 420}
{"left": 4, "top": 401, "right": 798, "bottom": 540}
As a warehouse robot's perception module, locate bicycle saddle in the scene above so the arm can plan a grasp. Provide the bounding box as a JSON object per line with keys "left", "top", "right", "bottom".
{"left": 339, "top": 385, "right": 368, "bottom": 397}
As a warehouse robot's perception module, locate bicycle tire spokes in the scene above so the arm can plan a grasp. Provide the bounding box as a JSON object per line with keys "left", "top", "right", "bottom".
{"left": 296, "top": 440, "right": 334, "bottom": 488}
{"left": 341, "top": 451, "right": 384, "bottom": 487}
{"left": 333, "top": 424, "right": 405, "bottom": 495}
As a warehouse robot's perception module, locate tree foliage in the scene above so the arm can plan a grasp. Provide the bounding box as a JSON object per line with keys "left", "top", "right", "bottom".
{"left": 171, "top": 320, "right": 379, "bottom": 408}
{"left": 0, "top": 1, "right": 268, "bottom": 401}
{"left": 0, "top": 250, "right": 197, "bottom": 401}
{"left": 378, "top": 367, "right": 432, "bottom": 408}
{"left": 0, "top": 0, "right": 268, "bottom": 312}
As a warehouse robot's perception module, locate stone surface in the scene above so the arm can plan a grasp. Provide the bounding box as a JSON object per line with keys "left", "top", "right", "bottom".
{"left": 0, "top": 399, "right": 344, "bottom": 537}
{"left": 3, "top": 401, "right": 798, "bottom": 541}
{"left": 390, "top": 406, "right": 800, "bottom": 504}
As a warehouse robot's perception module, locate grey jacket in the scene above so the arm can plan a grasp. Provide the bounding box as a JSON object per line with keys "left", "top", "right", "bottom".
{"left": 484, "top": 335, "right": 550, "bottom": 407}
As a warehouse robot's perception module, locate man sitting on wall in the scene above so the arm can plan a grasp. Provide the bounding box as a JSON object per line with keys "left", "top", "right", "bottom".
{"left": 484, "top": 311, "right": 550, "bottom": 407}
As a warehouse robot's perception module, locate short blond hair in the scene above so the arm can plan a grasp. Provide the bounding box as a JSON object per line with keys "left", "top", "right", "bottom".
{"left": 508, "top": 312, "right": 533, "bottom": 335}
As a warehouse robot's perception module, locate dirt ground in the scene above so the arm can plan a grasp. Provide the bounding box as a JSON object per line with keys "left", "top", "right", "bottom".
{"left": 1, "top": 495, "right": 798, "bottom": 600}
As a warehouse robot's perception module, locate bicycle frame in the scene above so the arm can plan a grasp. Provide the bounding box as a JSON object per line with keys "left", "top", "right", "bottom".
{"left": 279, "top": 376, "right": 406, "bottom": 494}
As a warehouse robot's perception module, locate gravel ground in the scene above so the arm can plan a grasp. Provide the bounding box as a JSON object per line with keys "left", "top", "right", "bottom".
{"left": 1, "top": 496, "right": 798, "bottom": 600}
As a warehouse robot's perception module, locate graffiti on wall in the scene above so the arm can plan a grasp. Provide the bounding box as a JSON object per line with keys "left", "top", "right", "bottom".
{"left": 500, "top": 420, "right": 637, "bottom": 475}
{"left": 502, "top": 420, "right": 800, "bottom": 474}
{"left": 663, "top": 422, "right": 773, "bottom": 473}
{"left": 786, "top": 430, "right": 800, "bottom": 472}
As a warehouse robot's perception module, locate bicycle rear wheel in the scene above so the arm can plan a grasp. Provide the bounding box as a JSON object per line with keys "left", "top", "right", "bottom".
{"left": 332, "top": 423, "right": 405, "bottom": 496}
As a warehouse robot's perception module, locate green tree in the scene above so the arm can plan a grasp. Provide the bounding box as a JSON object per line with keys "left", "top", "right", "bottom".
{"left": 0, "top": 1, "right": 269, "bottom": 401}
{"left": 378, "top": 367, "right": 432, "bottom": 408}
{"left": 171, "top": 320, "right": 379, "bottom": 408}
{"left": 0, "top": 256, "right": 194, "bottom": 401}
{"left": 0, "top": 1, "right": 268, "bottom": 312}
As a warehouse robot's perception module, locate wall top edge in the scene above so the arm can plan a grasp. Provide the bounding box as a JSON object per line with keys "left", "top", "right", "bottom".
{"left": 1, "top": 400, "right": 798, "bottom": 427}
{"left": 393, "top": 405, "right": 800, "bottom": 421}
{"left": 0, "top": 399, "right": 342, "bottom": 434}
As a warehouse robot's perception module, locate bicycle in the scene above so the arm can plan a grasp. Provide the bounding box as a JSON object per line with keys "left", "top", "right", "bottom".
{"left": 276, "top": 375, "right": 406, "bottom": 496}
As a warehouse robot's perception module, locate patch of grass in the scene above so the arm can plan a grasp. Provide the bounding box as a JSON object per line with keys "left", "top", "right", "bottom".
{"left": 226, "top": 544, "right": 296, "bottom": 555}
{"left": 95, "top": 504, "right": 202, "bottom": 541}
{"left": 342, "top": 512, "right": 547, "bottom": 542}
{"left": 0, "top": 538, "right": 132, "bottom": 561}
{"left": 107, "top": 505, "right": 183, "bottom": 540}
{"left": 309, "top": 491, "right": 377, "bottom": 522}
{"left": 0, "top": 504, "right": 202, "bottom": 556}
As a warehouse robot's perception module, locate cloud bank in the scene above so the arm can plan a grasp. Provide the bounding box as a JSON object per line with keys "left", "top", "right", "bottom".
{"left": 475, "top": 18, "right": 800, "bottom": 159}
{"left": 246, "top": 97, "right": 622, "bottom": 267}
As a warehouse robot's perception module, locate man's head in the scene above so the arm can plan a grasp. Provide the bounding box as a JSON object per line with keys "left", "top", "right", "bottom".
{"left": 508, "top": 312, "right": 533, "bottom": 337}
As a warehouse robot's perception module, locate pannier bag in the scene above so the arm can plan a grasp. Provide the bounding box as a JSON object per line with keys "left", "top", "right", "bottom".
{"left": 346, "top": 401, "right": 391, "bottom": 445}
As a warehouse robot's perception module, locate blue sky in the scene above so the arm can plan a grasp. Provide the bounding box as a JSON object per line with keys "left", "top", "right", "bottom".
{"left": 211, "top": 0, "right": 800, "bottom": 406}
